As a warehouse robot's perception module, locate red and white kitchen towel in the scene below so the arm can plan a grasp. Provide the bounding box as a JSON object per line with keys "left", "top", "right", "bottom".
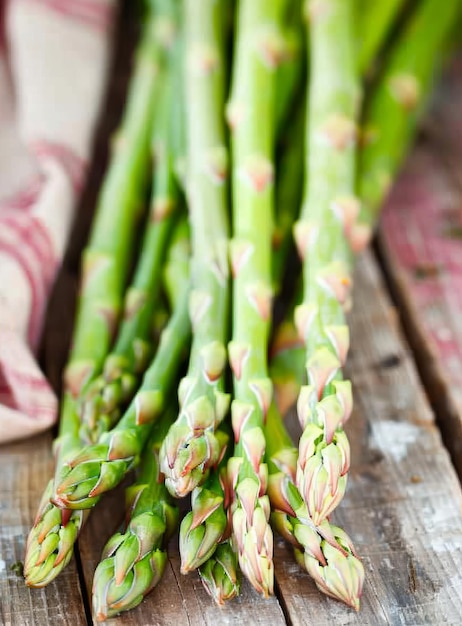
{"left": 0, "top": 0, "right": 116, "bottom": 443}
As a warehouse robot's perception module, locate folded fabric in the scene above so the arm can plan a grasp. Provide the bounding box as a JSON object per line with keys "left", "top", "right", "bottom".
{"left": 0, "top": 0, "right": 116, "bottom": 444}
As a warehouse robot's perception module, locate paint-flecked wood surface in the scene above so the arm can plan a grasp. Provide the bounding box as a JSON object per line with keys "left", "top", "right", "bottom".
{"left": 379, "top": 52, "right": 462, "bottom": 475}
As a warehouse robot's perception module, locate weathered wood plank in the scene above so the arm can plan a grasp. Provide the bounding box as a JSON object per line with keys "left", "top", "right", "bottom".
{"left": 0, "top": 434, "right": 87, "bottom": 626}
{"left": 379, "top": 51, "right": 462, "bottom": 475}
{"left": 274, "top": 251, "right": 462, "bottom": 625}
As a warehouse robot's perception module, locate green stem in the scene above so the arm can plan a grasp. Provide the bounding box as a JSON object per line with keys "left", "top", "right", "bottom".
{"left": 226, "top": 0, "right": 291, "bottom": 598}
{"left": 52, "top": 224, "right": 191, "bottom": 510}
{"left": 275, "top": 0, "right": 304, "bottom": 134}
{"left": 293, "top": 0, "right": 358, "bottom": 526}
{"left": 357, "top": 0, "right": 462, "bottom": 238}
{"left": 92, "top": 408, "right": 178, "bottom": 621}
{"left": 79, "top": 30, "right": 181, "bottom": 443}
{"left": 64, "top": 10, "right": 171, "bottom": 402}
{"left": 23, "top": 11, "right": 170, "bottom": 586}
{"left": 160, "top": 0, "right": 231, "bottom": 499}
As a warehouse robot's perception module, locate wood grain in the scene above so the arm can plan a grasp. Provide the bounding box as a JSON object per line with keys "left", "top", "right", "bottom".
{"left": 0, "top": 434, "right": 86, "bottom": 626}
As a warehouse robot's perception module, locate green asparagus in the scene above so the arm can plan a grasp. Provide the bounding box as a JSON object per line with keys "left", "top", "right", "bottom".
{"left": 179, "top": 459, "right": 228, "bottom": 573}
{"left": 52, "top": 222, "right": 191, "bottom": 510}
{"left": 226, "top": 0, "right": 291, "bottom": 597}
{"left": 199, "top": 540, "right": 241, "bottom": 606}
{"left": 356, "top": 0, "right": 407, "bottom": 75}
{"left": 292, "top": 0, "right": 358, "bottom": 526}
{"left": 160, "top": 0, "right": 231, "bottom": 498}
{"left": 265, "top": 399, "right": 363, "bottom": 610}
{"left": 92, "top": 408, "right": 178, "bottom": 621}
{"left": 79, "top": 12, "right": 180, "bottom": 444}
{"left": 64, "top": 9, "right": 167, "bottom": 406}
{"left": 24, "top": 11, "right": 167, "bottom": 585}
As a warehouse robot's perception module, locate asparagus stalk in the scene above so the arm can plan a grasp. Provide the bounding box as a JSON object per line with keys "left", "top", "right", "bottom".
{"left": 357, "top": 0, "right": 462, "bottom": 245}
{"left": 79, "top": 20, "right": 180, "bottom": 444}
{"left": 274, "top": 0, "right": 304, "bottom": 135}
{"left": 265, "top": 401, "right": 363, "bottom": 610}
{"left": 293, "top": 0, "right": 358, "bottom": 526}
{"left": 164, "top": 218, "right": 233, "bottom": 576}
{"left": 160, "top": 0, "right": 231, "bottom": 498}
{"left": 226, "top": 0, "right": 291, "bottom": 597}
{"left": 271, "top": 3, "right": 457, "bottom": 420}
{"left": 23, "top": 430, "right": 90, "bottom": 587}
{"left": 271, "top": 0, "right": 407, "bottom": 301}
{"left": 267, "top": 303, "right": 364, "bottom": 608}
{"left": 180, "top": 3, "right": 302, "bottom": 584}
{"left": 63, "top": 8, "right": 168, "bottom": 409}
{"left": 92, "top": 408, "right": 179, "bottom": 621}
{"left": 52, "top": 222, "right": 192, "bottom": 510}
{"left": 198, "top": 540, "right": 241, "bottom": 606}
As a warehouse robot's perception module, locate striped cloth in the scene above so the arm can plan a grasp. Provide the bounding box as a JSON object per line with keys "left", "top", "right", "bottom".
{"left": 0, "top": 0, "right": 116, "bottom": 443}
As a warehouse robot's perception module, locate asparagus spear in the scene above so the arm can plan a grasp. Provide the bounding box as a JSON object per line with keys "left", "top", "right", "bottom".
{"left": 272, "top": 0, "right": 410, "bottom": 300}
{"left": 198, "top": 540, "right": 241, "bottom": 606}
{"left": 160, "top": 0, "right": 231, "bottom": 498}
{"left": 226, "top": 0, "right": 291, "bottom": 597}
{"left": 79, "top": 13, "right": 180, "bottom": 444}
{"left": 23, "top": 432, "right": 89, "bottom": 587}
{"left": 52, "top": 221, "right": 192, "bottom": 510}
{"left": 293, "top": 0, "right": 358, "bottom": 526}
{"left": 64, "top": 8, "right": 168, "bottom": 409}
{"left": 265, "top": 401, "right": 363, "bottom": 610}
{"left": 92, "top": 408, "right": 179, "bottom": 621}
{"left": 271, "top": 3, "right": 460, "bottom": 420}
{"left": 178, "top": 23, "right": 305, "bottom": 574}
{"left": 267, "top": 301, "right": 363, "bottom": 609}
{"left": 357, "top": 0, "right": 462, "bottom": 247}
{"left": 274, "top": 0, "right": 304, "bottom": 135}
{"left": 23, "top": 13, "right": 166, "bottom": 586}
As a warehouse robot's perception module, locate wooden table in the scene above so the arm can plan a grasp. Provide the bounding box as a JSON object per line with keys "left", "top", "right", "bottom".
{"left": 2, "top": 12, "right": 462, "bottom": 626}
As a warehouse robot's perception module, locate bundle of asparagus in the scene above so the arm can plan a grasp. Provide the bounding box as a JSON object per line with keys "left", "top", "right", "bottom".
{"left": 23, "top": 0, "right": 461, "bottom": 619}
